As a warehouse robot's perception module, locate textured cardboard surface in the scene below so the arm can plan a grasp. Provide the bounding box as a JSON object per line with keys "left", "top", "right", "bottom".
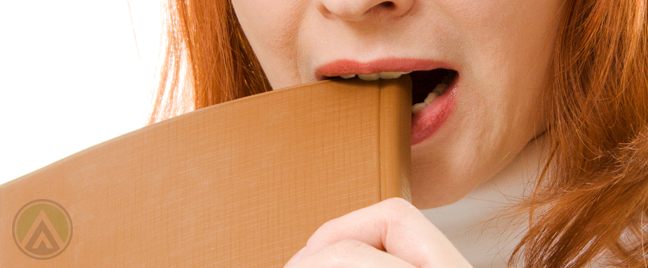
{"left": 0, "top": 76, "right": 412, "bottom": 267}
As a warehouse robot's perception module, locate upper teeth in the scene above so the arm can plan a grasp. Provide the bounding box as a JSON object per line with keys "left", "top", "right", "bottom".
{"left": 337, "top": 71, "right": 452, "bottom": 115}
{"left": 340, "top": 72, "right": 411, "bottom": 81}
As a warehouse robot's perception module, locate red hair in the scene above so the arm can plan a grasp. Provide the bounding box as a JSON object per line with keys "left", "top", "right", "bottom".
{"left": 147, "top": 0, "right": 270, "bottom": 124}
{"left": 512, "top": 0, "right": 648, "bottom": 266}
{"left": 149, "top": 0, "right": 648, "bottom": 266}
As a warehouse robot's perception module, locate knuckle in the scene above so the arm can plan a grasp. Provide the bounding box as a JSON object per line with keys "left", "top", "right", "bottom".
{"left": 383, "top": 197, "right": 418, "bottom": 217}
{"left": 381, "top": 198, "right": 425, "bottom": 229}
{"left": 384, "top": 197, "right": 416, "bottom": 211}
{"left": 314, "top": 217, "right": 344, "bottom": 237}
{"left": 306, "top": 218, "right": 348, "bottom": 248}
{"left": 318, "top": 217, "right": 340, "bottom": 231}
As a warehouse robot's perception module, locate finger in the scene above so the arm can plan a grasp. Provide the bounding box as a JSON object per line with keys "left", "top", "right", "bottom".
{"left": 296, "top": 197, "right": 471, "bottom": 268}
{"left": 286, "top": 239, "right": 417, "bottom": 268}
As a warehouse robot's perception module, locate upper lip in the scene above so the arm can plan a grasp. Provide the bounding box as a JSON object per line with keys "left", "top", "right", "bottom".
{"left": 314, "top": 58, "right": 456, "bottom": 81}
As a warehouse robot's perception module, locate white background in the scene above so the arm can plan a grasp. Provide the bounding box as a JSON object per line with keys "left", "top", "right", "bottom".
{"left": 0, "top": 1, "right": 162, "bottom": 184}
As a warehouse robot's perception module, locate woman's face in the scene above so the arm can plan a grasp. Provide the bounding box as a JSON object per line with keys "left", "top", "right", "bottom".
{"left": 231, "top": 0, "right": 562, "bottom": 208}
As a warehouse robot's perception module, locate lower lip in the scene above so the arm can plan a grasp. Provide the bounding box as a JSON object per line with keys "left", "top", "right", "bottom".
{"left": 411, "top": 77, "right": 458, "bottom": 146}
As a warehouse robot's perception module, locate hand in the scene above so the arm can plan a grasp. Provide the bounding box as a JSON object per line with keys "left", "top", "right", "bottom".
{"left": 284, "top": 197, "right": 473, "bottom": 268}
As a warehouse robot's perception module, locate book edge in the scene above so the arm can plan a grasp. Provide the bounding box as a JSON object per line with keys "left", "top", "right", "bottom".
{"left": 379, "top": 76, "right": 413, "bottom": 202}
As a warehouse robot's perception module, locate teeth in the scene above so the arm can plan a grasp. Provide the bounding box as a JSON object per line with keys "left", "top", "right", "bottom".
{"left": 424, "top": 92, "right": 439, "bottom": 104}
{"left": 413, "top": 92, "right": 440, "bottom": 115}
{"left": 335, "top": 72, "right": 411, "bottom": 81}
{"left": 432, "top": 83, "right": 447, "bottom": 95}
{"left": 357, "top": 73, "right": 380, "bottom": 81}
{"left": 378, "top": 72, "right": 402, "bottom": 79}
{"left": 412, "top": 103, "right": 427, "bottom": 114}
{"left": 333, "top": 70, "right": 452, "bottom": 116}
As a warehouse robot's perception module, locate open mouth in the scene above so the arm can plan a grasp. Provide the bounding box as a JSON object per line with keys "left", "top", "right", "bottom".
{"left": 322, "top": 68, "right": 459, "bottom": 115}
{"left": 410, "top": 68, "right": 457, "bottom": 112}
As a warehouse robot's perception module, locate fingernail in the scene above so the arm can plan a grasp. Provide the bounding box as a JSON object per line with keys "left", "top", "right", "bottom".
{"left": 285, "top": 247, "right": 306, "bottom": 266}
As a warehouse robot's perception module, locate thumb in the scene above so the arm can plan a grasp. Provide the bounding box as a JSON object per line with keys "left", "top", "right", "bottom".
{"left": 297, "top": 198, "right": 471, "bottom": 267}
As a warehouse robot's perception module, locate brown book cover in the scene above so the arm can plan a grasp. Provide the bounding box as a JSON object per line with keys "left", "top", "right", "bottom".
{"left": 0, "top": 76, "right": 412, "bottom": 267}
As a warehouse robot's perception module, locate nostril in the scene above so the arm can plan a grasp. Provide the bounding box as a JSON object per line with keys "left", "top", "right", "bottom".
{"left": 379, "top": 2, "right": 395, "bottom": 9}
{"left": 319, "top": 0, "right": 412, "bottom": 21}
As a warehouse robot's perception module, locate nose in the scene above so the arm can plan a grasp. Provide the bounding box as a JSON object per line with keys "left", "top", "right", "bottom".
{"left": 319, "top": 0, "right": 414, "bottom": 21}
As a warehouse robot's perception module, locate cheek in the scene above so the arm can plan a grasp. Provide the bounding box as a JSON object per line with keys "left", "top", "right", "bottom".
{"left": 231, "top": 0, "right": 304, "bottom": 88}
{"left": 454, "top": 0, "right": 560, "bottom": 124}
{"left": 232, "top": 0, "right": 294, "bottom": 52}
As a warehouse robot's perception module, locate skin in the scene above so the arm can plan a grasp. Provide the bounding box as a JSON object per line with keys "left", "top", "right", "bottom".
{"left": 231, "top": 0, "right": 563, "bottom": 266}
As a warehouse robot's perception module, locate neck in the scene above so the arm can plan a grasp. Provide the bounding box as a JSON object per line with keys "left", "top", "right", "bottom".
{"left": 420, "top": 134, "right": 550, "bottom": 267}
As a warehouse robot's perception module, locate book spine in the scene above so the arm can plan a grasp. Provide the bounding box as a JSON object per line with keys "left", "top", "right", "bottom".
{"left": 379, "top": 76, "right": 412, "bottom": 202}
